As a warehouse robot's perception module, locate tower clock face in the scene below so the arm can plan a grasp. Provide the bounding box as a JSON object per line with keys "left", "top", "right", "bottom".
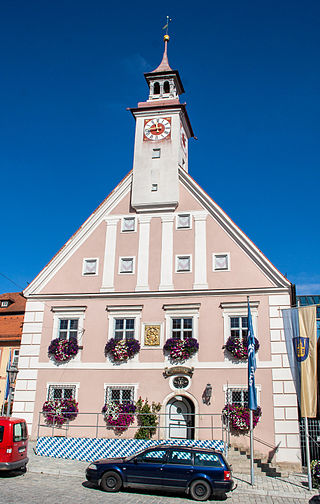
{"left": 144, "top": 117, "right": 171, "bottom": 141}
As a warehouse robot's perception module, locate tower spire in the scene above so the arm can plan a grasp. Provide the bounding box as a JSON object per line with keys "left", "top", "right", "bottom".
{"left": 152, "top": 17, "right": 172, "bottom": 73}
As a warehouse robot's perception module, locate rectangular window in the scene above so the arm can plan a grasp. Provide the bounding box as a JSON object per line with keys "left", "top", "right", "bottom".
{"left": 177, "top": 214, "right": 191, "bottom": 229}
{"left": 151, "top": 183, "right": 158, "bottom": 191}
{"left": 176, "top": 255, "right": 191, "bottom": 272}
{"left": 213, "top": 253, "right": 229, "bottom": 271}
{"left": 226, "top": 388, "right": 248, "bottom": 407}
{"left": 12, "top": 349, "right": 19, "bottom": 367}
{"left": 0, "top": 426, "right": 4, "bottom": 443}
{"left": 122, "top": 217, "right": 136, "bottom": 232}
{"left": 172, "top": 318, "right": 193, "bottom": 340}
{"left": 83, "top": 258, "right": 98, "bottom": 275}
{"left": 58, "top": 319, "right": 79, "bottom": 341}
{"left": 139, "top": 450, "right": 166, "bottom": 464}
{"left": 230, "top": 316, "right": 248, "bottom": 340}
{"left": 168, "top": 450, "right": 193, "bottom": 465}
{"left": 1, "top": 300, "right": 9, "bottom": 308}
{"left": 114, "top": 318, "right": 135, "bottom": 341}
{"left": 119, "top": 257, "right": 134, "bottom": 274}
{"left": 194, "top": 452, "right": 222, "bottom": 467}
{"left": 105, "top": 385, "right": 134, "bottom": 405}
{"left": 47, "top": 384, "right": 76, "bottom": 401}
{"left": 152, "top": 148, "right": 161, "bottom": 159}
{"left": 13, "top": 422, "right": 28, "bottom": 442}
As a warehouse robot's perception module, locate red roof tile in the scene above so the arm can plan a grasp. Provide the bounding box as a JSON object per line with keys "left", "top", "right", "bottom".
{"left": 0, "top": 292, "right": 26, "bottom": 314}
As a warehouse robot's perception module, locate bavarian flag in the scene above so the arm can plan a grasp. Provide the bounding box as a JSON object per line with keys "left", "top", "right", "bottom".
{"left": 282, "top": 305, "right": 317, "bottom": 417}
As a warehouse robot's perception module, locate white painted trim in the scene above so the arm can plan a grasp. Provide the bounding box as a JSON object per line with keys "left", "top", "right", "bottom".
{"left": 82, "top": 257, "right": 99, "bottom": 276}
{"left": 136, "top": 215, "right": 151, "bottom": 291}
{"left": 159, "top": 215, "right": 174, "bottom": 290}
{"left": 103, "top": 383, "right": 139, "bottom": 402}
{"left": 118, "top": 256, "right": 136, "bottom": 275}
{"left": 46, "top": 382, "right": 80, "bottom": 401}
{"left": 178, "top": 167, "right": 291, "bottom": 288}
{"left": 169, "top": 375, "right": 191, "bottom": 392}
{"left": 121, "top": 216, "right": 137, "bottom": 233}
{"left": 193, "top": 213, "right": 208, "bottom": 289}
{"left": 223, "top": 383, "right": 261, "bottom": 404}
{"left": 175, "top": 254, "right": 192, "bottom": 273}
{"left": 25, "top": 174, "right": 132, "bottom": 296}
{"left": 101, "top": 217, "right": 119, "bottom": 292}
{"left": 176, "top": 213, "right": 192, "bottom": 230}
{"left": 212, "top": 252, "right": 230, "bottom": 272}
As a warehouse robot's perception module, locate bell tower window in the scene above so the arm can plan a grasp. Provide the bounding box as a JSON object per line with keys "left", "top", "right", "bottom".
{"left": 153, "top": 82, "right": 160, "bottom": 95}
{"left": 164, "top": 81, "right": 170, "bottom": 93}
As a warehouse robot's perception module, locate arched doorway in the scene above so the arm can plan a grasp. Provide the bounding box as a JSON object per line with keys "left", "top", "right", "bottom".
{"left": 166, "top": 396, "right": 195, "bottom": 440}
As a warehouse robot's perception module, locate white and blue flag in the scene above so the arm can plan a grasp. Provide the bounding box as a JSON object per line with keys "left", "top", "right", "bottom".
{"left": 247, "top": 301, "right": 257, "bottom": 410}
{"left": 4, "top": 349, "right": 11, "bottom": 401}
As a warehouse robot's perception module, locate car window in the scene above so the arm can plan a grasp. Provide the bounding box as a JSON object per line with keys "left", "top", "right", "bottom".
{"left": 194, "top": 452, "right": 222, "bottom": 467}
{"left": 0, "top": 426, "right": 3, "bottom": 443}
{"left": 139, "top": 450, "right": 167, "bottom": 464}
{"left": 13, "top": 422, "right": 27, "bottom": 442}
{"left": 168, "top": 450, "right": 193, "bottom": 465}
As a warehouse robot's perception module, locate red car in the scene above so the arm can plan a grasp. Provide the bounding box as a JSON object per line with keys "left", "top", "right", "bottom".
{"left": 0, "top": 417, "right": 28, "bottom": 471}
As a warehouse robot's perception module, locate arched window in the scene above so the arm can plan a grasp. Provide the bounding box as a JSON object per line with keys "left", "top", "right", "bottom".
{"left": 164, "top": 81, "right": 170, "bottom": 93}
{"left": 153, "top": 82, "right": 160, "bottom": 95}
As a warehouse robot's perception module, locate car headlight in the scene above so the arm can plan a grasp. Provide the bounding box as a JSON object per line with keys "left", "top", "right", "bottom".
{"left": 88, "top": 463, "right": 98, "bottom": 470}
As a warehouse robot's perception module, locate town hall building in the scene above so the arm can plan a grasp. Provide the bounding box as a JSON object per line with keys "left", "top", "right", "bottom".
{"left": 13, "top": 35, "right": 301, "bottom": 470}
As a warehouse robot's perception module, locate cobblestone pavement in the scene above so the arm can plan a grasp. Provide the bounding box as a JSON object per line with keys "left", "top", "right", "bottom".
{"left": 0, "top": 443, "right": 319, "bottom": 504}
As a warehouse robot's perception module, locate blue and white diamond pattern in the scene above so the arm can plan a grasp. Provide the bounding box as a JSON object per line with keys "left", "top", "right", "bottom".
{"left": 36, "top": 437, "right": 224, "bottom": 462}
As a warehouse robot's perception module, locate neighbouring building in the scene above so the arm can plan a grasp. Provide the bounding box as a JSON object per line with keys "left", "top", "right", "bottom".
{"left": 13, "top": 36, "right": 301, "bottom": 470}
{"left": 0, "top": 292, "right": 26, "bottom": 412}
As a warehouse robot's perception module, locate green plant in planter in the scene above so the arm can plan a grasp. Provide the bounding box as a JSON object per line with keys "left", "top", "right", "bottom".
{"left": 134, "top": 397, "right": 161, "bottom": 439}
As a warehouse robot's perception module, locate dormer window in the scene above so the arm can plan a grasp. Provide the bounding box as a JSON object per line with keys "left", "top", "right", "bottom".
{"left": 153, "top": 82, "right": 160, "bottom": 95}
{"left": 163, "top": 81, "right": 170, "bottom": 93}
{"left": 1, "top": 300, "right": 9, "bottom": 308}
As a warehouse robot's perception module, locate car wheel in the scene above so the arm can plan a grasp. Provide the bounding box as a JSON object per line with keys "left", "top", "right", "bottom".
{"left": 100, "top": 471, "right": 122, "bottom": 492}
{"left": 190, "top": 479, "right": 211, "bottom": 501}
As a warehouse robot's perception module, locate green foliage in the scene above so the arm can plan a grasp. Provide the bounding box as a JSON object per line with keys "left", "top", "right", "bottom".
{"left": 134, "top": 397, "right": 162, "bottom": 440}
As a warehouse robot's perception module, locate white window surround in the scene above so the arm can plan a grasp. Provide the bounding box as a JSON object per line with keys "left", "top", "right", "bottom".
{"left": 152, "top": 148, "right": 161, "bottom": 159}
{"left": 51, "top": 308, "right": 85, "bottom": 362}
{"left": 221, "top": 304, "right": 259, "bottom": 353}
{"left": 119, "top": 256, "right": 135, "bottom": 274}
{"left": 175, "top": 254, "right": 192, "bottom": 273}
{"left": 121, "top": 216, "right": 136, "bottom": 233}
{"left": 82, "top": 258, "right": 99, "bottom": 276}
{"left": 46, "top": 382, "right": 80, "bottom": 401}
{"left": 141, "top": 322, "right": 164, "bottom": 349}
{"left": 12, "top": 349, "right": 19, "bottom": 367}
{"left": 176, "top": 213, "right": 192, "bottom": 230}
{"left": 163, "top": 304, "right": 200, "bottom": 344}
{"left": 212, "top": 253, "right": 230, "bottom": 272}
{"left": 104, "top": 383, "right": 138, "bottom": 403}
{"left": 223, "top": 384, "right": 261, "bottom": 405}
{"left": 106, "top": 306, "right": 142, "bottom": 350}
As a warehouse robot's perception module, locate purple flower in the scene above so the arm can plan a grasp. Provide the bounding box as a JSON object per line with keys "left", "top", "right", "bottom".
{"left": 42, "top": 399, "right": 79, "bottom": 426}
{"left": 163, "top": 338, "right": 199, "bottom": 362}
{"left": 102, "top": 402, "right": 136, "bottom": 432}
{"left": 222, "top": 404, "right": 262, "bottom": 432}
{"left": 104, "top": 338, "right": 140, "bottom": 362}
{"left": 223, "top": 336, "right": 259, "bottom": 360}
{"left": 48, "top": 337, "right": 79, "bottom": 362}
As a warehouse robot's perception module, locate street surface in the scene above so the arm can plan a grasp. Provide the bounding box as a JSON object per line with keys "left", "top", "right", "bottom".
{"left": 0, "top": 469, "right": 319, "bottom": 504}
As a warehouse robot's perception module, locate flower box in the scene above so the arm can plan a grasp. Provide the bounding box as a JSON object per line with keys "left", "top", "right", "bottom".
{"left": 48, "top": 337, "right": 79, "bottom": 363}
{"left": 163, "top": 338, "right": 199, "bottom": 362}
{"left": 102, "top": 402, "right": 136, "bottom": 432}
{"left": 223, "top": 335, "right": 259, "bottom": 361}
{"left": 222, "top": 403, "right": 262, "bottom": 432}
{"left": 105, "top": 338, "right": 140, "bottom": 362}
{"left": 42, "top": 399, "right": 78, "bottom": 426}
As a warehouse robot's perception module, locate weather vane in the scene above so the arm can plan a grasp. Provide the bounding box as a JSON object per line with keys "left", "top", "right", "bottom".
{"left": 162, "top": 16, "right": 172, "bottom": 37}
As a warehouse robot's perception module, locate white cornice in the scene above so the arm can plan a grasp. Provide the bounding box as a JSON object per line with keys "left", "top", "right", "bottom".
{"left": 178, "top": 168, "right": 291, "bottom": 289}
{"left": 24, "top": 172, "right": 133, "bottom": 296}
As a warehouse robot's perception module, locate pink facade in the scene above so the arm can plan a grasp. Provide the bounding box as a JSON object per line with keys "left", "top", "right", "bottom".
{"left": 13, "top": 38, "right": 301, "bottom": 471}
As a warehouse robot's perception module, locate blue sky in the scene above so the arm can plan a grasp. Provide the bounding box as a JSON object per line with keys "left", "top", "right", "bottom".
{"left": 1, "top": 1, "right": 319, "bottom": 295}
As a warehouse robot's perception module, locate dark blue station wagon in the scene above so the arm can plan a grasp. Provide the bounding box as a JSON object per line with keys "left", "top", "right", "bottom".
{"left": 86, "top": 445, "right": 235, "bottom": 501}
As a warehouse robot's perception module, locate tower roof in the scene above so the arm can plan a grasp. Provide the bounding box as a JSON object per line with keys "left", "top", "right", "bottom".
{"left": 152, "top": 35, "right": 172, "bottom": 72}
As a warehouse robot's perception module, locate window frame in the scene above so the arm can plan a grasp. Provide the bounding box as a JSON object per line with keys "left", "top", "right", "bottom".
{"left": 106, "top": 306, "right": 142, "bottom": 353}
{"left": 152, "top": 148, "right": 161, "bottom": 159}
{"left": 163, "top": 304, "right": 200, "bottom": 350}
{"left": 224, "top": 384, "right": 261, "bottom": 407}
{"left": 119, "top": 256, "right": 135, "bottom": 274}
{"left": 121, "top": 216, "right": 136, "bottom": 233}
{"left": 175, "top": 254, "right": 192, "bottom": 273}
{"left": 51, "top": 307, "right": 86, "bottom": 362}
{"left": 176, "top": 213, "right": 192, "bottom": 230}
{"left": 104, "top": 384, "right": 137, "bottom": 405}
{"left": 221, "top": 303, "right": 259, "bottom": 349}
{"left": 82, "top": 258, "right": 99, "bottom": 276}
{"left": 212, "top": 253, "right": 230, "bottom": 272}
{"left": 46, "top": 383, "right": 79, "bottom": 402}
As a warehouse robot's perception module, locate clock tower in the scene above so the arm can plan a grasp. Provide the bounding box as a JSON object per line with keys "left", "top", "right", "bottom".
{"left": 130, "top": 35, "right": 194, "bottom": 212}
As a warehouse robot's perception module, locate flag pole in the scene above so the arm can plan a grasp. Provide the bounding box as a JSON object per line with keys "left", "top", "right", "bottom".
{"left": 304, "top": 417, "right": 312, "bottom": 491}
{"left": 250, "top": 409, "right": 254, "bottom": 486}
